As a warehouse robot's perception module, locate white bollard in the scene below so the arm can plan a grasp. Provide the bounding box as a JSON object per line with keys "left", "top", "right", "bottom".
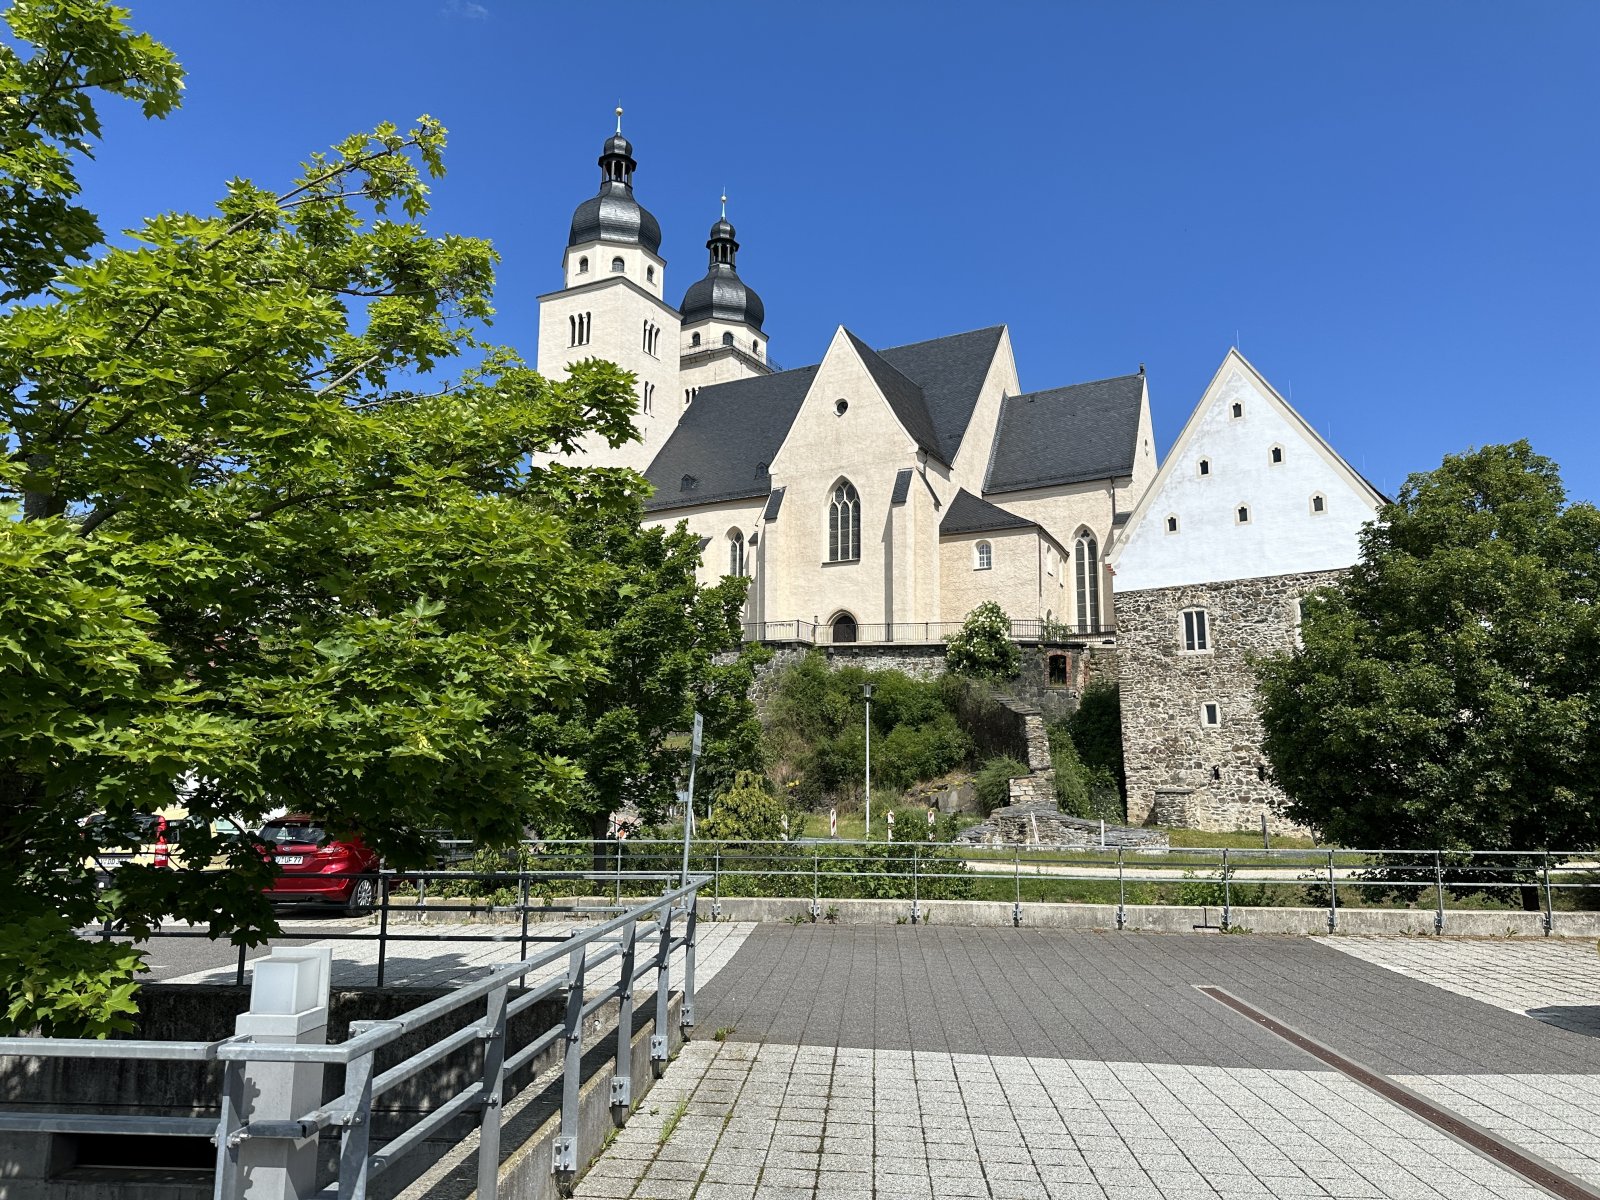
{"left": 232, "top": 948, "right": 333, "bottom": 1200}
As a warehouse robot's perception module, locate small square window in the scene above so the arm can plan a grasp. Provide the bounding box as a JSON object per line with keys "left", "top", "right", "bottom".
{"left": 1165, "top": 515, "right": 1179, "bottom": 534}
{"left": 1201, "top": 703, "right": 1221, "bottom": 727}
{"left": 1230, "top": 401, "right": 1244, "bottom": 419}
{"left": 1198, "top": 459, "right": 1211, "bottom": 478}
{"left": 1270, "top": 445, "right": 1284, "bottom": 465}
{"left": 1310, "top": 493, "right": 1327, "bottom": 514}
{"left": 1236, "top": 504, "right": 1251, "bottom": 525}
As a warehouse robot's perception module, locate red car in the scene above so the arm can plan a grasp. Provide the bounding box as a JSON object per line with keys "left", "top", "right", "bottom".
{"left": 259, "top": 815, "right": 381, "bottom": 915}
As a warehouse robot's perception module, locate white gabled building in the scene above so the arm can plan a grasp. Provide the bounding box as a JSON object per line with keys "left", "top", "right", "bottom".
{"left": 1105, "top": 349, "right": 1385, "bottom": 832}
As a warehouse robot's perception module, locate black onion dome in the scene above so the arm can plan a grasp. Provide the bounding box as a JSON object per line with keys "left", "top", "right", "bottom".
{"left": 568, "top": 185, "right": 662, "bottom": 254}
{"left": 566, "top": 128, "right": 661, "bottom": 254}
{"left": 680, "top": 215, "right": 764, "bottom": 331}
{"left": 680, "top": 268, "right": 765, "bottom": 331}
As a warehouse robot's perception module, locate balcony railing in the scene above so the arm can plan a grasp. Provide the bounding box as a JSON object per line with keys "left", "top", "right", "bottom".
{"left": 740, "top": 618, "right": 1115, "bottom": 646}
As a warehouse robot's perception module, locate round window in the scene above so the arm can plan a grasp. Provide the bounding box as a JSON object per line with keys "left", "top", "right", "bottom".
{"left": 835, "top": 399, "right": 848, "bottom": 416}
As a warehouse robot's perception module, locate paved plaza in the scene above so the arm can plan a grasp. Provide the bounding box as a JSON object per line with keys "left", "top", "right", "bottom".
{"left": 576, "top": 927, "right": 1600, "bottom": 1200}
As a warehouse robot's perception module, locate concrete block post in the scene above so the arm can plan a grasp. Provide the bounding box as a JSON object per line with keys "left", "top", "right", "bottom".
{"left": 229, "top": 947, "right": 333, "bottom": 1200}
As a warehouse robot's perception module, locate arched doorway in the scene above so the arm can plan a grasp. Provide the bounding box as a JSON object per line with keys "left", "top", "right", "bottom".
{"left": 830, "top": 612, "right": 857, "bottom": 644}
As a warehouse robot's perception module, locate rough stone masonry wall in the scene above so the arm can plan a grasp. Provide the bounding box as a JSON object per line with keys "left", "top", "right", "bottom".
{"left": 1117, "top": 569, "right": 1347, "bottom": 833}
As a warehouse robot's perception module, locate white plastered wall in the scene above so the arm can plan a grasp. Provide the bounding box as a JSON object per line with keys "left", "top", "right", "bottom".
{"left": 536, "top": 275, "right": 683, "bottom": 475}
{"left": 1107, "top": 351, "right": 1381, "bottom": 593}
{"left": 763, "top": 329, "right": 927, "bottom": 630}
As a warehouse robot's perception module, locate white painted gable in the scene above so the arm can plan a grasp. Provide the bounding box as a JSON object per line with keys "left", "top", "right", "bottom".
{"left": 1107, "top": 349, "right": 1383, "bottom": 592}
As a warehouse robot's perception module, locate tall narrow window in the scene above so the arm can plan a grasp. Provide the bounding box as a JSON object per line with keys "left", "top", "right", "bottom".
{"left": 1198, "top": 458, "right": 1211, "bottom": 477}
{"left": 1236, "top": 504, "right": 1251, "bottom": 525}
{"left": 1181, "top": 608, "right": 1210, "bottom": 652}
{"left": 1310, "top": 493, "right": 1327, "bottom": 514}
{"left": 641, "top": 381, "right": 654, "bottom": 413}
{"left": 691, "top": 332, "right": 701, "bottom": 347}
{"left": 568, "top": 315, "right": 577, "bottom": 346}
{"left": 646, "top": 265, "right": 655, "bottom": 283}
{"left": 1270, "top": 445, "right": 1284, "bottom": 465}
{"left": 828, "top": 481, "right": 861, "bottom": 563}
{"left": 1231, "top": 401, "right": 1244, "bottom": 419}
{"left": 728, "top": 529, "right": 745, "bottom": 577}
{"left": 1074, "top": 531, "right": 1100, "bottom": 633}
{"left": 1165, "top": 514, "right": 1179, "bottom": 534}
{"left": 974, "top": 541, "right": 992, "bottom": 571}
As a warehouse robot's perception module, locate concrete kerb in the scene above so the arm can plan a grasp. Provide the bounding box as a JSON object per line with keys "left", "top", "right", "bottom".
{"left": 396, "top": 991, "right": 685, "bottom": 1200}
{"left": 696, "top": 896, "right": 1600, "bottom": 938}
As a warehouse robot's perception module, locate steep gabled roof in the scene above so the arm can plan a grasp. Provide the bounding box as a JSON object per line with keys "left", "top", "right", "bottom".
{"left": 939, "top": 489, "right": 1035, "bottom": 536}
{"left": 761, "top": 487, "right": 786, "bottom": 522}
{"left": 644, "top": 326, "right": 1007, "bottom": 514}
{"left": 877, "top": 325, "right": 1006, "bottom": 465}
{"left": 642, "top": 365, "right": 818, "bottom": 510}
{"left": 985, "top": 373, "right": 1145, "bottom": 495}
{"left": 841, "top": 329, "right": 943, "bottom": 463}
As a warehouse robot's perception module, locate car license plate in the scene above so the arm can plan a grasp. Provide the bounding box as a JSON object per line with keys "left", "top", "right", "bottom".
{"left": 275, "top": 855, "right": 304, "bottom": 866}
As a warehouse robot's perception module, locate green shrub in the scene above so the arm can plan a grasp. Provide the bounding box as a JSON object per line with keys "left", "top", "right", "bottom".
{"left": 703, "top": 771, "right": 788, "bottom": 841}
{"left": 1066, "top": 682, "right": 1125, "bottom": 800}
{"left": 974, "top": 756, "right": 1029, "bottom": 813}
{"left": 945, "top": 602, "right": 1020, "bottom": 680}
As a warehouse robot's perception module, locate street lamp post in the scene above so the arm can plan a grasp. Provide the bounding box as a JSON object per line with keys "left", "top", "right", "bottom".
{"left": 863, "top": 683, "right": 875, "bottom": 839}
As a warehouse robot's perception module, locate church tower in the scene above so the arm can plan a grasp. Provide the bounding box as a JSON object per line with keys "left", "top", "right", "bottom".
{"left": 678, "top": 199, "right": 773, "bottom": 400}
{"left": 536, "top": 109, "right": 682, "bottom": 472}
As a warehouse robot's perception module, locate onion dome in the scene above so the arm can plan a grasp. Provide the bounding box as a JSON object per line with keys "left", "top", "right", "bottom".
{"left": 680, "top": 205, "right": 765, "bottom": 331}
{"left": 567, "top": 111, "right": 661, "bottom": 255}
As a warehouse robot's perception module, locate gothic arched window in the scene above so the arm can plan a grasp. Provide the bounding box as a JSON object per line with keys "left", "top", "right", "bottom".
{"left": 828, "top": 481, "right": 861, "bottom": 563}
{"left": 1074, "top": 531, "right": 1100, "bottom": 632}
{"left": 728, "top": 529, "right": 745, "bottom": 577}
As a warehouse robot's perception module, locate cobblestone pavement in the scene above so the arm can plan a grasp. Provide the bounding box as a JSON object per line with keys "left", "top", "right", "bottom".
{"left": 576, "top": 927, "right": 1600, "bottom": 1199}
{"left": 1319, "top": 935, "right": 1600, "bottom": 1035}
{"left": 161, "top": 918, "right": 756, "bottom": 990}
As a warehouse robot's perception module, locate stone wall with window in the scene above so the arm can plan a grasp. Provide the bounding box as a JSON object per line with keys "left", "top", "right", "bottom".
{"left": 1116, "top": 567, "right": 1346, "bottom": 832}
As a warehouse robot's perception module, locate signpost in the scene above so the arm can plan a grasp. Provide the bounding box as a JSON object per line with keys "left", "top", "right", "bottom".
{"left": 829, "top": 807, "right": 838, "bottom": 839}
{"left": 680, "top": 713, "right": 702, "bottom": 885}
{"left": 863, "top": 683, "right": 875, "bottom": 838}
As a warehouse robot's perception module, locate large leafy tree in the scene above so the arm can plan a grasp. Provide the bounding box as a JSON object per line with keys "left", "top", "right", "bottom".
{"left": 1257, "top": 442, "right": 1600, "bottom": 859}
{"left": 0, "top": 1, "right": 721, "bottom": 1033}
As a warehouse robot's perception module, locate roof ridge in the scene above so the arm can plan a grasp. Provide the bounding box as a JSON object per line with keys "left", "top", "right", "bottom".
{"left": 982, "top": 387, "right": 1010, "bottom": 493}
{"left": 839, "top": 328, "right": 945, "bottom": 465}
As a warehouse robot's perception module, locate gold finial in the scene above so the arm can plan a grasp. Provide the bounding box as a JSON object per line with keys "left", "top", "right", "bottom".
{"left": 615, "top": 105, "right": 623, "bottom": 134}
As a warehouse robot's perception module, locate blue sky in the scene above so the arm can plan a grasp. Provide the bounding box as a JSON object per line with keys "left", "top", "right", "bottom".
{"left": 78, "top": 3, "right": 1599, "bottom": 502}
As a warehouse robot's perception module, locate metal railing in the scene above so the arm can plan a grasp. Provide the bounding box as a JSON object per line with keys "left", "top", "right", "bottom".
{"left": 741, "top": 617, "right": 1116, "bottom": 646}
{"left": 436, "top": 839, "right": 1599, "bottom": 937}
{"left": 12, "top": 874, "right": 708, "bottom": 1200}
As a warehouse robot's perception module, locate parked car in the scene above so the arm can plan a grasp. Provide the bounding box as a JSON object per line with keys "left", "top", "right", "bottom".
{"left": 258, "top": 815, "right": 380, "bottom": 915}
{"left": 81, "top": 808, "right": 250, "bottom": 870}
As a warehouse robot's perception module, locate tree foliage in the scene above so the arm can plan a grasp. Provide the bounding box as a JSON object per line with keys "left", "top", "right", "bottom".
{"left": 1064, "top": 682, "right": 1125, "bottom": 801}
{"left": 0, "top": 3, "right": 746, "bottom": 1033}
{"left": 763, "top": 653, "right": 971, "bottom": 803}
{"left": 1257, "top": 442, "right": 1600, "bottom": 853}
{"left": 944, "top": 601, "right": 1020, "bottom": 681}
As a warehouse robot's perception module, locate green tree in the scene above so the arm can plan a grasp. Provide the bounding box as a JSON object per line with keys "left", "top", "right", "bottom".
{"left": 533, "top": 511, "right": 765, "bottom": 854}
{"left": 1257, "top": 443, "right": 1600, "bottom": 863}
{"left": 0, "top": 2, "right": 693, "bottom": 1033}
{"left": 945, "top": 601, "right": 1020, "bottom": 681}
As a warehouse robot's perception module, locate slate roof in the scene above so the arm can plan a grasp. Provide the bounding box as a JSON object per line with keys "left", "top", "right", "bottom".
{"left": 984, "top": 373, "right": 1145, "bottom": 495}
{"left": 762, "top": 487, "right": 786, "bottom": 522}
{"left": 644, "top": 326, "right": 1006, "bottom": 513}
{"left": 643, "top": 365, "right": 818, "bottom": 510}
{"left": 877, "top": 326, "right": 1006, "bottom": 466}
{"left": 890, "top": 469, "right": 913, "bottom": 505}
{"left": 841, "top": 330, "right": 943, "bottom": 463}
{"left": 939, "top": 489, "right": 1036, "bottom": 536}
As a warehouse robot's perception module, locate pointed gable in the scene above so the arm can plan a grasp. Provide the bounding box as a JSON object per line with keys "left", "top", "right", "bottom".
{"left": 877, "top": 325, "right": 1006, "bottom": 465}
{"left": 1107, "top": 349, "right": 1384, "bottom": 592}
{"left": 840, "top": 328, "right": 944, "bottom": 464}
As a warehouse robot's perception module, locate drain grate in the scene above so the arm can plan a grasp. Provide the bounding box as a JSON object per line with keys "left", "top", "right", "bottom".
{"left": 1197, "top": 985, "right": 1600, "bottom": 1200}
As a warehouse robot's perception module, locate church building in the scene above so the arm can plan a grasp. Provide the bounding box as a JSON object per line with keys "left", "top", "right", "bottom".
{"left": 536, "top": 118, "right": 1157, "bottom": 643}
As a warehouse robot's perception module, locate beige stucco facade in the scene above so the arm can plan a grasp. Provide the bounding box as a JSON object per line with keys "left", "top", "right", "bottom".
{"left": 939, "top": 527, "right": 1070, "bottom": 628}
